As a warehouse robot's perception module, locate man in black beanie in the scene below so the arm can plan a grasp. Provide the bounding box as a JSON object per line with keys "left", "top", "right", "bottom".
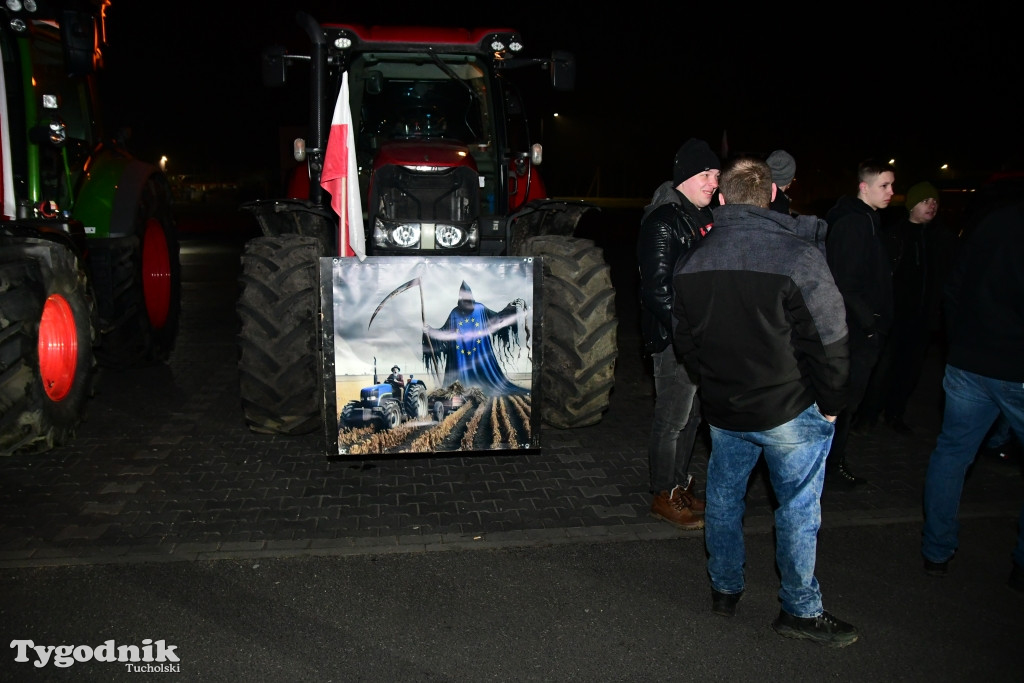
{"left": 636, "top": 137, "right": 720, "bottom": 529}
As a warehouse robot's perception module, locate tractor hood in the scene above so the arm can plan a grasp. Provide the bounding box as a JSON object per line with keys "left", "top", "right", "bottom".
{"left": 375, "top": 140, "right": 478, "bottom": 172}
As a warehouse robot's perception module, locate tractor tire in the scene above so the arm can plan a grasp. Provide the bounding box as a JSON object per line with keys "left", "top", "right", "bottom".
{"left": 519, "top": 235, "right": 617, "bottom": 429}
{"left": 404, "top": 382, "right": 428, "bottom": 419}
{"left": 0, "top": 248, "right": 97, "bottom": 455}
{"left": 339, "top": 401, "right": 362, "bottom": 429}
{"left": 237, "top": 235, "right": 322, "bottom": 434}
{"left": 89, "top": 177, "right": 181, "bottom": 367}
{"left": 381, "top": 400, "right": 401, "bottom": 430}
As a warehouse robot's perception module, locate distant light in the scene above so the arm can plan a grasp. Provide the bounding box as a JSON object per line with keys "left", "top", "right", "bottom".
{"left": 888, "top": 158, "right": 895, "bottom": 166}
{"left": 940, "top": 163, "right": 949, "bottom": 171}
{"left": 553, "top": 113, "right": 559, "bottom": 118}
{"left": 159, "top": 156, "right": 168, "bottom": 172}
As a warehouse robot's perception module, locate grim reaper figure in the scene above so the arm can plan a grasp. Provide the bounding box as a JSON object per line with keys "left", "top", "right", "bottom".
{"left": 422, "top": 281, "right": 529, "bottom": 395}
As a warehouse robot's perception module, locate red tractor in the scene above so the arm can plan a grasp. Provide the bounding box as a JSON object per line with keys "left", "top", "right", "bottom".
{"left": 237, "top": 13, "right": 617, "bottom": 439}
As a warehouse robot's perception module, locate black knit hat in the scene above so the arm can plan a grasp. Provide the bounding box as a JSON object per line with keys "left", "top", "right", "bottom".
{"left": 673, "top": 138, "right": 720, "bottom": 186}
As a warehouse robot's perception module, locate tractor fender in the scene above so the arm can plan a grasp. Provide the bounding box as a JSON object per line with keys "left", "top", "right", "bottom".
{"left": 507, "top": 198, "right": 600, "bottom": 255}
{"left": 0, "top": 220, "right": 87, "bottom": 262}
{"left": 73, "top": 152, "right": 165, "bottom": 239}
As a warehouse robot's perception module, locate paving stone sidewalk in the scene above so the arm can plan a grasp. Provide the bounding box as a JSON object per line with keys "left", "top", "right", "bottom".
{"left": 0, "top": 213, "right": 1020, "bottom": 567}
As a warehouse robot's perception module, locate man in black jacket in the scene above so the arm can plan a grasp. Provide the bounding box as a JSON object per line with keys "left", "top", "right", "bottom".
{"left": 922, "top": 197, "right": 1024, "bottom": 592}
{"left": 823, "top": 159, "right": 895, "bottom": 487}
{"left": 636, "top": 137, "right": 719, "bottom": 530}
{"left": 673, "top": 156, "right": 856, "bottom": 646}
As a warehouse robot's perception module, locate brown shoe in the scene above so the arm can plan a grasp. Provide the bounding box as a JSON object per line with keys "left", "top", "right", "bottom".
{"left": 677, "top": 476, "right": 706, "bottom": 513}
{"left": 651, "top": 486, "right": 704, "bottom": 530}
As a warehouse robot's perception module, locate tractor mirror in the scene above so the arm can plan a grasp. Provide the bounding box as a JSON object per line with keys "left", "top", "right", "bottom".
{"left": 262, "top": 46, "right": 288, "bottom": 87}
{"left": 550, "top": 50, "right": 575, "bottom": 91}
{"left": 364, "top": 71, "right": 383, "bottom": 95}
{"left": 60, "top": 11, "right": 97, "bottom": 77}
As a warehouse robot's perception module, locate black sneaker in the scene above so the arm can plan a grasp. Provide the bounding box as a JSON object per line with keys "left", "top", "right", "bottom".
{"left": 711, "top": 589, "right": 743, "bottom": 617}
{"left": 923, "top": 556, "right": 949, "bottom": 577}
{"left": 1009, "top": 563, "right": 1024, "bottom": 594}
{"left": 885, "top": 417, "right": 914, "bottom": 435}
{"left": 772, "top": 610, "right": 859, "bottom": 648}
{"left": 826, "top": 463, "right": 868, "bottom": 489}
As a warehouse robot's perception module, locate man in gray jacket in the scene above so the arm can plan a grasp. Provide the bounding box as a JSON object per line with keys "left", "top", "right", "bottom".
{"left": 673, "top": 156, "right": 857, "bottom": 647}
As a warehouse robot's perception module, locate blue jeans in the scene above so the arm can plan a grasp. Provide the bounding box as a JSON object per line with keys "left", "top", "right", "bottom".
{"left": 706, "top": 403, "right": 834, "bottom": 618}
{"left": 922, "top": 365, "right": 1024, "bottom": 567}
{"left": 648, "top": 347, "right": 701, "bottom": 492}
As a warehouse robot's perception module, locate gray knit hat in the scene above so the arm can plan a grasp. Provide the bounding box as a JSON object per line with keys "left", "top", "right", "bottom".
{"left": 766, "top": 149, "right": 796, "bottom": 187}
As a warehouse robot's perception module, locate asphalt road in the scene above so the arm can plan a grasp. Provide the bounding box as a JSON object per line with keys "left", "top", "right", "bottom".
{"left": 1, "top": 518, "right": 1021, "bottom": 681}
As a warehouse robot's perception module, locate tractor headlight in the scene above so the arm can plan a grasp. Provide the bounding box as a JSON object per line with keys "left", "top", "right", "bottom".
{"left": 435, "top": 224, "right": 464, "bottom": 248}
{"left": 373, "top": 218, "right": 477, "bottom": 251}
{"left": 392, "top": 223, "right": 421, "bottom": 247}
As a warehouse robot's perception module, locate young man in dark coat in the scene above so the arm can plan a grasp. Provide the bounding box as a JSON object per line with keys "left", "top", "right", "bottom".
{"left": 823, "top": 159, "right": 895, "bottom": 488}
{"left": 636, "top": 137, "right": 719, "bottom": 530}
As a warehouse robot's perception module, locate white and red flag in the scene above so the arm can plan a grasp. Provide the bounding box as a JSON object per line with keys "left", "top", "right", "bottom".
{"left": 320, "top": 72, "right": 366, "bottom": 260}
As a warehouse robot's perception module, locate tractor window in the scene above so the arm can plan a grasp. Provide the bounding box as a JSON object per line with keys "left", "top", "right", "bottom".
{"left": 26, "top": 22, "right": 98, "bottom": 207}
{"left": 29, "top": 23, "right": 96, "bottom": 148}
{"left": 349, "top": 54, "right": 500, "bottom": 215}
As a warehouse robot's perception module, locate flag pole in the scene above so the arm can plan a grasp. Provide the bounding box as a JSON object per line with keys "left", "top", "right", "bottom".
{"left": 339, "top": 183, "right": 352, "bottom": 257}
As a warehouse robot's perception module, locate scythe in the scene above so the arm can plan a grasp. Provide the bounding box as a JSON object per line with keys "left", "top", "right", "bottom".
{"left": 368, "top": 277, "right": 436, "bottom": 359}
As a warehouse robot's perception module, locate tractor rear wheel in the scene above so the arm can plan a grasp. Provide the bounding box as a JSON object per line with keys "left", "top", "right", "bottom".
{"left": 89, "top": 177, "right": 181, "bottom": 367}
{"left": 520, "top": 235, "right": 617, "bottom": 429}
{"left": 0, "top": 248, "right": 97, "bottom": 455}
{"left": 404, "top": 383, "right": 428, "bottom": 419}
{"left": 237, "top": 235, "right": 322, "bottom": 434}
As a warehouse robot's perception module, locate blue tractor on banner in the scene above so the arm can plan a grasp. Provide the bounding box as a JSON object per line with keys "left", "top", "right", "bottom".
{"left": 339, "top": 359, "right": 429, "bottom": 431}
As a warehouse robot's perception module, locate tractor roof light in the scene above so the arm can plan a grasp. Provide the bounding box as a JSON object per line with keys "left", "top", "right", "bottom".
{"left": 485, "top": 32, "right": 523, "bottom": 58}
{"left": 333, "top": 36, "right": 352, "bottom": 49}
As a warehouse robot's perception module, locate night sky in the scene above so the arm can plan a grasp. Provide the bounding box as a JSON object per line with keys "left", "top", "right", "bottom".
{"left": 98, "top": 2, "right": 1023, "bottom": 206}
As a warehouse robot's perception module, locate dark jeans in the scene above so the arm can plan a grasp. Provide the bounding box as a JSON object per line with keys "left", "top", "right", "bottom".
{"left": 860, "top": 316, "right": 930, "bottom": 423}
{"left": 648, "top": 347, "right": 701, "bottom": 492}
{"left": 828, "top": 333, "right": 883, "bottom": 468}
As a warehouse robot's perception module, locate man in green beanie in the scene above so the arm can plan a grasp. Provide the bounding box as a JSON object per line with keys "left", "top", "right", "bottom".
{"left": 857, "top": 181, "right": 959, "bottom": 434}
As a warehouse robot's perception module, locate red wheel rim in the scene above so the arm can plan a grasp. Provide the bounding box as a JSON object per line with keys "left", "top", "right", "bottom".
{"left": 38, "top": 294, "right": 78, "bottom": 402}
{"left": 142, "top": 218, "right": 171, "bottom": 329}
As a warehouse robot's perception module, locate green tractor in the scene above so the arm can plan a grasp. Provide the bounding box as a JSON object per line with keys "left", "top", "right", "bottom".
{"left": 0, "top": 1, "right": 181, "bottom": 455}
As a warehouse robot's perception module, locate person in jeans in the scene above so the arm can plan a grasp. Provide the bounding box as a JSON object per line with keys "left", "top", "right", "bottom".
{"left": 636, "top": 137, "right": 720, "bottom": 530}
{"left": 921, "top": 197, "right": 1024, "bottom": 593}
{"left": 673, "top": 156, "right": 858, "bottom": 646}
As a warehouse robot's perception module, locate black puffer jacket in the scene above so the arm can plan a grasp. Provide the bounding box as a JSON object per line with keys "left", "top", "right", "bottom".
{"left": 637, "top": 182, "right": 713, "bottom": 355}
